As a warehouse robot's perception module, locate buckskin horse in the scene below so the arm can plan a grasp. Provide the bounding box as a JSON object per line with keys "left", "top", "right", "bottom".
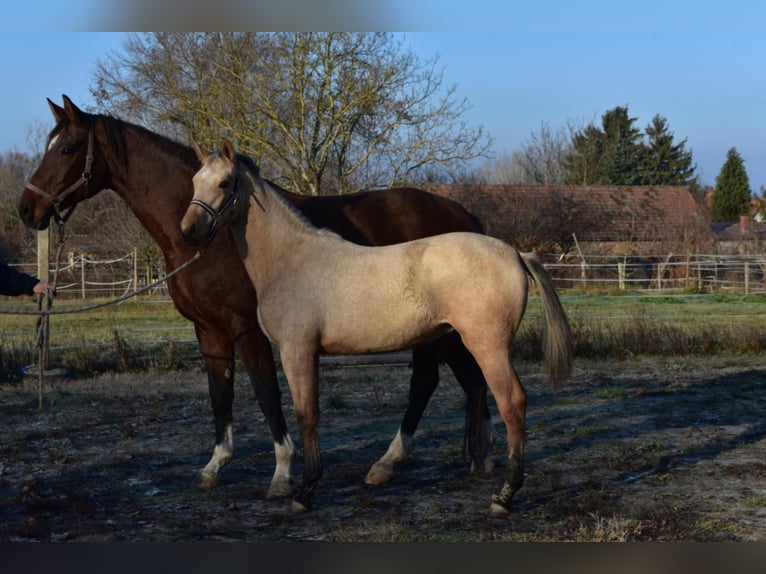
{"left": 18, "top": 95, "right": 501, "bottom": 498}
{"left": 180, "top": 139, "right": 574, "bottom": 516}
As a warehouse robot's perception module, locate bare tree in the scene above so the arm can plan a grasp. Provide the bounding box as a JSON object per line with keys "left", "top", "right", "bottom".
{"left": 92, "top": 32, "right": 492, "bottom": 195}
{"left": 0, "top": 151, "right": 38, "bottom": 260}
{"left": 478, "top": 121, "right": 570, "bottom": 184}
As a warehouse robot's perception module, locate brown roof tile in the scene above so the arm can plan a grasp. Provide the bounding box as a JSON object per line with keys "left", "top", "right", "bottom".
{"left": 420, "top": 184, "right": 712, "bottom": 249}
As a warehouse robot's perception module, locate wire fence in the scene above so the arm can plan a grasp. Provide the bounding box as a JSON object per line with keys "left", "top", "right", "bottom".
{"left": 5, "top": 250, "right": 168, "bottom": 300}
{"left": 547, "top": 253, "right": 766, "bottom": 294}
{"left": 6, "top": 251, "right": 766, "bottom": 301}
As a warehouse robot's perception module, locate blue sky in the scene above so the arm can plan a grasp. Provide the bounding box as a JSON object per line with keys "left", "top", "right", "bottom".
{"left": 1, "top": 1, "right": 765, "bottom": 191}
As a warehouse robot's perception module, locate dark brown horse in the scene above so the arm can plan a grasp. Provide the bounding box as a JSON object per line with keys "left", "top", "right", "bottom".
{"left": 17, "top": 95, "right": 493, "bottom": 498}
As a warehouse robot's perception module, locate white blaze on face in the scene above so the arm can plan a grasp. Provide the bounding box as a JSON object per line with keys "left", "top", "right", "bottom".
{"left": 192, "top": 165, "right": 223, "bottom": 208}
{"left": 47, "top": 134, "right": 60, "bottom": 152}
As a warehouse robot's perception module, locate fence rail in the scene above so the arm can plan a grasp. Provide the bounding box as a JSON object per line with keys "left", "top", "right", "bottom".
{"left": 6, "top": 250, "right": 168, "bottom": 299}
{"left": 6, "top": 252, "right": 766, "bottom": 300}
{"left": 548, "top": 254, "right": 766, "bottom": 294}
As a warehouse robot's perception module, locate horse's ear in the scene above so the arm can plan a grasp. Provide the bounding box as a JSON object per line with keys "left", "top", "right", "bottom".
{"left": 47, "top": 98, "right": 66, "bottom": 123}
{"left": 61, "top": 95, "right": 86, "bottom": 124}
{"left": 220, "top": 138, "right": 237, "bottom": 163}
{"left": 191, "top": 141, "right": 210, "bottom": 162}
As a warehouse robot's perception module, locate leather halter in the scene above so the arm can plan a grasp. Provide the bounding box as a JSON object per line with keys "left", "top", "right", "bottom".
{"left": 188, "top": 171, "right": 240, "bottom": 243}
{"left": 24, "top": 127, "right": 95, "bottom": 224}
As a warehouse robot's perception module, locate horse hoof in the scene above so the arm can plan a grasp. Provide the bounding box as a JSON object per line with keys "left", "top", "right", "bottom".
{"left": 489, "top": 501, "right": 510, "bottom": 518}
{"left": 290, "top": 499, "right": 311, "bottom": 513}
{"left": 365, "top": 463, "right": 394, "bottom": 485}
{"left": 192, "top": 471, "right": 219, "bottom": 490}
{"left": 266, "top": 478, "right": 294, "bottom": 499}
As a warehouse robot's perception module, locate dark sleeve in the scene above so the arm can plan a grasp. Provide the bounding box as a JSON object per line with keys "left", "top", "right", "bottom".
{"left": 0, "top": 262, "right": 39, "bottom": 296}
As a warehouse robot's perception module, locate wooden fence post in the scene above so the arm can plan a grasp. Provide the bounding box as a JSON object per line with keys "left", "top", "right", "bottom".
{"left": 617, "top": 261, "right": 626, "bottom": 290}
{"left": 81, "top": 255, "right": 86, "bottom": 300}
{"left": 36, "top": 229, "right": 50, "bottom": 371}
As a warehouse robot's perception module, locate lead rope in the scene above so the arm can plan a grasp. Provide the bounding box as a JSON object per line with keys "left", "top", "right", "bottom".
{"left": 23, "top": 218, "right": 204, "bottom": 408}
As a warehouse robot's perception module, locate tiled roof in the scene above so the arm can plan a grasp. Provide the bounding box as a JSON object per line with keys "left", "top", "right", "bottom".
{"left": 420, "top": 184, "right": 712, "bottom": 246}
{"left": 711, "top": 218, "right": 766, "bottom": 242}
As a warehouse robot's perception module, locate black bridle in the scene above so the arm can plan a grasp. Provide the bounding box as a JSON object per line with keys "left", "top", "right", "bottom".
{"left": 24, "top": 128, "right": 95, "bottom": 224}
{"left": 188, "top": 171, "right": 241, "bottom": 243}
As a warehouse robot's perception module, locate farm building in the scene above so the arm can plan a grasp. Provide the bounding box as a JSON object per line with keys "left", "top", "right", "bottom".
{"left": 710, "top": 216, "right": 766, "bottom": 254}
{"left": 420, "top": 184, "right": 713, "bottom": 256}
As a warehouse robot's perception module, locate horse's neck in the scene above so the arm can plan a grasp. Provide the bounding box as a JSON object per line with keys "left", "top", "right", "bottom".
{"left": 236, "top": 172, "right": 326, "bottom": 290}
{"left": 106, "top": 123, "right": 197, "bottom": 261}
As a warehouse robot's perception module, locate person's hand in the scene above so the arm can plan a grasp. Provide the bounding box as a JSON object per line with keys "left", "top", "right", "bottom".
{"left": 33, "top": 280, "right": 53, "bottom": 295}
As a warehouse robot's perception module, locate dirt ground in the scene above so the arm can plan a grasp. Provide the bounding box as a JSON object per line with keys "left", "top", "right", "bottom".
{"left": 0, "top": 354, "right": 764, "bottom": 541}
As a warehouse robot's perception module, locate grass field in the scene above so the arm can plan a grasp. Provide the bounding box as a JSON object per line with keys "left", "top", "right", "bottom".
{"left": 2, "top": 291, "right": 766, "bottom": 380}
{"left": 0, "top": 299, "right": 195, "bottom": 379}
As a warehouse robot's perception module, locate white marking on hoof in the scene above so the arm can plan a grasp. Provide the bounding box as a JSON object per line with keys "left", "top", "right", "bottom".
{"left": 267, "top": 434, "right": 295, "bottom": 499}
{"left": 197, "top": 424, "right": 234, "bottom": 488}
{"left": 365, "top": 428, "right": 413, "bottom": 485}
{"left": 489, "top": 502, "right": 510, "bottom": 518}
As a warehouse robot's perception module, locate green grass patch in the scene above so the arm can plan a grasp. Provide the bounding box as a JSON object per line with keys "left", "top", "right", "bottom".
{"left": 0, "top": 297, "right": 197, "bottom": 381}
{"left": 3, "top": 292, "right": 766, "bottom": 381}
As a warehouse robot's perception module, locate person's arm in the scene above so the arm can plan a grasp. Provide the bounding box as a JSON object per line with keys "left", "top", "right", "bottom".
{"left": 0, "top": 262, "right": 46, "bottom": 297}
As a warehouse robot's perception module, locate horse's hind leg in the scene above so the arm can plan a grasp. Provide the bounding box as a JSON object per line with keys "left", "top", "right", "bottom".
{"left": 437, "top": 332, "right": 494, "bottom": 473}
{"left": 470, "top": 346, "right": 527, "bottom": 518}
{"left": 366, "top": 336, "right": 493, "bottom": 485}
{"left": 365, "top": 344, "right": 439, "bottom": 485}
{"left": 235, "top": 329, "right": 295, "bottom": 499}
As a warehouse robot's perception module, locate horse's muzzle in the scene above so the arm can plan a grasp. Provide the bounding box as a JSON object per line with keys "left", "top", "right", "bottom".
{"left": 17, "top": 200, "right": 51, "bottom": 231}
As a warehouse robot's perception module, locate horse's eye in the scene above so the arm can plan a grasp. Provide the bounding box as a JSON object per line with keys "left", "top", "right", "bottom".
{"left": 218, "top": 180, "right": 229, "bottom": 189}
{"left": 61, "top": 147, "right": 75, "bottom": 156}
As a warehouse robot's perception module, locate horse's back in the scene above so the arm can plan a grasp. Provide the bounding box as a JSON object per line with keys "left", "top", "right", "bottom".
{"left": 285, "top": 186, "right": 483, "bottom": 246}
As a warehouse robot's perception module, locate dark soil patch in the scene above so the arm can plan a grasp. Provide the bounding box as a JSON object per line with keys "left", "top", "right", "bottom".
{"left": 1, "top": 355, "right": 763, "bottom": 541}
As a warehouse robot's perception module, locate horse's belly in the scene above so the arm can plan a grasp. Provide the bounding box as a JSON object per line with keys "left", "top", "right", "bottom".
{"left": 319, "top": 313, "right": 450, "bottom": 355}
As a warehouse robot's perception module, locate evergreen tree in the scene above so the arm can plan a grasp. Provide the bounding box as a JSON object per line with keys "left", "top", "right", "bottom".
{"left": 563, "top": 123, "right": 605, "bottom": 185}
{"left": 642, "top": 114, "right": 696, "bottom": 185}
{"left": 563, "top": 106, "right": 644, "bottom": 185}
{"left": 562, "top": 106, "right": 697, "bottom": 187}
{"left": 711, "top": 147, "right": 752, "bottom": 222}
{"left": 599, "top": 106, "right": 643, "bottom": 185}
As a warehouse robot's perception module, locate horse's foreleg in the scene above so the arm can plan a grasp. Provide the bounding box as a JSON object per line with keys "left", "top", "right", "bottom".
{"left": 365, "top": 344, "right": 438, "bottom": 485}
{"left": 234, "top": 328, "right": 295, "bottom": 499}
{"left": 437, "top": 332, "right": 494, "bottom": 474}
{"left": 279, "top": 345, "right": 322, "bottom": 512}
{"left": 194, "top": 335, "right": 236, "bottom": 489}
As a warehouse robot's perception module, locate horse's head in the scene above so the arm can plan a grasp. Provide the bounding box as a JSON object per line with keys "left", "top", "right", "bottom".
{"left": 180, "top": 138, "right": 242, "bottom": 248}
{"left": 17, "top": 95, "right": 110, "bottom": 230}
